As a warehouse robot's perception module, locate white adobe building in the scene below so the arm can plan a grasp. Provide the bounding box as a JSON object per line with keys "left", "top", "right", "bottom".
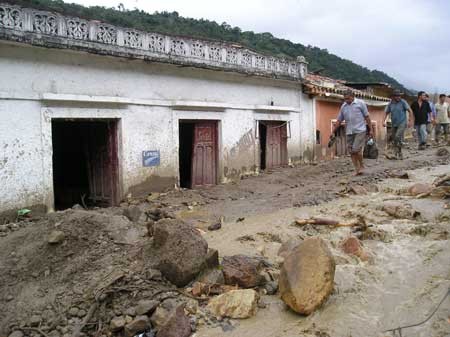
{"left": 0, "top": 3, "right": 315, "bottom": 217}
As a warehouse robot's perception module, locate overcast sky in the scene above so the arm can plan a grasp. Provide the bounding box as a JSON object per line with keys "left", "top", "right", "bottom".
{"left": 70, "top": 0, "right": 450, "bottom": 93}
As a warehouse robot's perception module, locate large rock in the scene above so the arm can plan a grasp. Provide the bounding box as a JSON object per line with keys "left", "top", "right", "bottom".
{"left": 206, "top": 289, "right": 259, "bottom": 319}
{"left": 222, "top": 255, "right": 265, "bottom": 288}
{"left": 408, "top": 183, "right": 433, "bottom": 196}
{"left": 279, "top": 237, "right": 335, "bottom": 315}
{"left": 152, "top": 219, "right": 208, "bottom": 287}
{"left": 156, "top": 306, "right": 191, "bottom": 337}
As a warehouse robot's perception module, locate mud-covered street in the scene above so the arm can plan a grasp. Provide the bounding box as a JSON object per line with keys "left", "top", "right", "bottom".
{"left": 1, "top": 144, "right": 449, "bottom": 337}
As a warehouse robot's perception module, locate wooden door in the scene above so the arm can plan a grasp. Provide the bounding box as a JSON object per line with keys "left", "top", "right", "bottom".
{"left": 335, "top": 124, "right": 347, "bottom": 156}
{"left": 266, "top": 122, "right": 288, "bottom": 169}
{"left": 85, "top": 121, "right": 119, "bottom": 206}
{"left": 191, "top": 121, "right": 217, "bottom": 187}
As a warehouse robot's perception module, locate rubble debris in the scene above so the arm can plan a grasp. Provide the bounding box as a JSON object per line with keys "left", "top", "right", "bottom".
{"left": 279, "top": 237, "right": 335, "bottom": 315}
{"left": 434, "top": 174, "right": 450, "bottom": 187}
{"left": 256, "top": 232, "right": 282, "bottom": 243}
{"left": 429, "top": 186, "right": 450, "bottom": 198}
{"left": 408, "top": 183, "right": 433, "bottom": 196}
{"left": 295, "top": 217, "right": 363, "bottom": 228}
{"left": 152, "top": 219, "right": 208, "bottom": 287}
{"left": 436, "top": 147, "right": 450, "bottom": 156}
{"left": 208, "top": 216, "right": 224, "bottom": 231}
{"left": 135, "top": 300, "right": 159, "bottom": 315}
{"left": 222, "top": 255, "right": 266, "bottom": 288}
{"left": 236, "top": 234, "right": 255, "bottom": 242}
{"left": 156, "top": 306, "right": 191, "bottom": 337}
{"left": 388, "top": 170, "right": 410, "bottom": 179}
{"left": 124, "top": 315, "right": 151, "bottom": 337}
{"left": 263, "top": 280, "right": 278, "bottom": 295}
{"left": 206, "top": 289, "right": 259, "bottom": 319}
{"left": 197, "top": 268, "right": 225, "bottom": 285}
{"left": 47, "top": 230, "right": 65, "bottom": 244}
{"left": 110, "top": 316, "right": 126, "bottom": 331}
{"left": 381, "top": 202, "right": 421, "bottom": 219}
{"left": 150, "top": 306, "right": 171, "bottom": 330}
{"left": 147, "top": 192, "right": 161, "bottom": 202}
{"left": 123, "top": 205, "right": 142, "bottom": 222}
{"left": 191, "top": 282, "right": 237, "bottom": 297}
{"left": 348, "top": 184, "right": 368, "bottom": 195}
{"left": 146, "top": 220, "right": 155, "bottom": 237}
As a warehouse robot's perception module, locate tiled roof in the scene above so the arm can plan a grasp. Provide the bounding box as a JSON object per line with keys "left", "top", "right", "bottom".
{"left": 303, "top": 74, "right": 390, "bottom": 102}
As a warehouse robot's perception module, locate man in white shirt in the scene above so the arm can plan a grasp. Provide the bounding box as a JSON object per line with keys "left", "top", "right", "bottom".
{"left": 434, "top": 94, "right": 450, "bottom": 144}
{"left": 330, "top": 90, "right": 373, "bottom": 175}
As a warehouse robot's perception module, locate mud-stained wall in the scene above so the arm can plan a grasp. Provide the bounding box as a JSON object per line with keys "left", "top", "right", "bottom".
{"left": 0, "top": 42, "right": 313, "bottom": 212}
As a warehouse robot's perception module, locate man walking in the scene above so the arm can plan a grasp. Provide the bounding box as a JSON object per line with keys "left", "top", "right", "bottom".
{"left": 383, "top": 90, "right": 412, "bottom": 159}
{"left": 331, "top": 90, "right": 373, "bottom": 175}
{"left": 434, "top": 94, "right": 450, "bottom": 144}
{"left": 424, "top": 93, "right": 436, "bottom": 143}
{"left": 411, "top": 91, "right": 432, "bottom": 150}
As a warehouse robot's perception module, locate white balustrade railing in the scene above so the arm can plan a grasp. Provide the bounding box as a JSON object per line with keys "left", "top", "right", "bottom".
{"left": 0, "top": 3, "right": 308, "bottom": 79}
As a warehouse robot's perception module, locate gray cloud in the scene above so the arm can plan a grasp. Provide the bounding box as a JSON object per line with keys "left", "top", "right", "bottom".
{"left": 71, "top": 0, "right": 450, "bottom": 93}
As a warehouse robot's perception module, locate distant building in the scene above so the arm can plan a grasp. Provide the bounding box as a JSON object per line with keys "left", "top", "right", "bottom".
{"left": 303, "top": 74, "right": 390, "bottom": 160}
{"left": 0, "top": 3, "right": 313, "bottom": 217}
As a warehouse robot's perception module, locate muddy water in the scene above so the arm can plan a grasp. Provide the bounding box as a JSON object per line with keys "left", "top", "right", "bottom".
{"left": 196, "top": 165, "right": 450, "bottom": 337}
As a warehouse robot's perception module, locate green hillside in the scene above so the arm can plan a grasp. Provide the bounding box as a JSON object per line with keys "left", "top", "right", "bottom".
{"left": 11, "top": 0, "right": 409, "bottom": 92}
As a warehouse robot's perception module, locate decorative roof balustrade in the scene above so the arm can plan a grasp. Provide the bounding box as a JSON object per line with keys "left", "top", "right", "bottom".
{"left": 0, "top": 3, "right": 308, "bottom": 81}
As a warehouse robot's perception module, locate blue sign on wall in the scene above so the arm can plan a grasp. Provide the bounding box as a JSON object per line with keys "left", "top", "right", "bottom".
{"left": 142, "top": 150, "right": 160, "bottom": 167}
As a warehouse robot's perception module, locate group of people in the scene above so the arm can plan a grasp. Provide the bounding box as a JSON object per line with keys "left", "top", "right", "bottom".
{"left": 330, "top": 89, "right": 450, "bottom": 176}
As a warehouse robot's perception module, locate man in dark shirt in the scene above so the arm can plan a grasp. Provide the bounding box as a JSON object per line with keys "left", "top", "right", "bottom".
{"left": 410, "top": 91, "right": 432, "bottom": 150}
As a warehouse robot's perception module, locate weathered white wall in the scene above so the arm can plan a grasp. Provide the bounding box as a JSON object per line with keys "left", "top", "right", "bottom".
{"left": 0, "top": 42, "right": 314, "bottom": 214}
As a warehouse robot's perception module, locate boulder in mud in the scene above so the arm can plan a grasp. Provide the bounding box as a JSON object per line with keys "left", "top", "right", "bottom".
{"left": 408, "top": 183, "right": 433, "bottom": 196}
{"left": 156, "top": 306, "right": 191, "bottom": 337}
{"left": 340, "top": 236, "right": 369, "bottom": 261}
{"left": 279, "top": 237, "right": 335, "bottom": 315}
{"left": 381, "top": 202, "right": 421, "bottom": 219}
{"left": 152, "top": 219, "right": 208, "bottom": 287}
{"left": 206, "top": 289, "right": 259, "bottom": 319}
{"left": 222, "top": 255, "right": 265, "bottom": 288}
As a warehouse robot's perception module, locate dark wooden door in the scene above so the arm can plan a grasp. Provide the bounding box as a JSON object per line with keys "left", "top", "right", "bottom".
{"left": 191, "top": 121, "right": 217, "bottom": 187}
{"left": 266, "top": 122, "right": 288, "bottom": 169}
{"left": 335, "top": 124, "right": 347, "bottom": 156}
{"left": 85, "top": 121, "right": 119, "bottom": 206}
